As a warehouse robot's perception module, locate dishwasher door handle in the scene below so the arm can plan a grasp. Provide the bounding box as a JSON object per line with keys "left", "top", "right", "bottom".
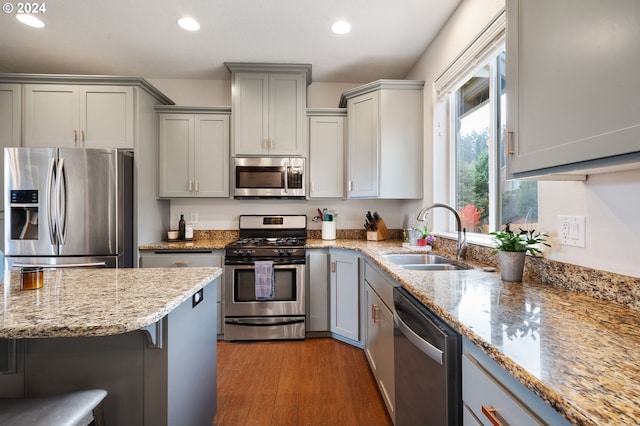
{"left": 394, "top": 312, "right": 444, "bottom": 365}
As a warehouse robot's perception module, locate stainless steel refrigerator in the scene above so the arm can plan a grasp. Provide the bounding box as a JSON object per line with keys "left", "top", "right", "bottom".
{"left": 4, "top": 147, "right": 134, "bottom": 268}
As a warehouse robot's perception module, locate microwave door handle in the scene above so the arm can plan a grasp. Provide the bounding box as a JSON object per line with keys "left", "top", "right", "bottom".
{"left": 284, "top": 160, "right": 289, "bottom": 194}
{"left": 47, "top": 157, "right": 57, "bottom": 245}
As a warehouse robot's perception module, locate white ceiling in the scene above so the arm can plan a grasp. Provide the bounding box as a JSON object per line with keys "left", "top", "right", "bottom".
{"left": 0, "top": 0, "right": 462, "bottom": 83}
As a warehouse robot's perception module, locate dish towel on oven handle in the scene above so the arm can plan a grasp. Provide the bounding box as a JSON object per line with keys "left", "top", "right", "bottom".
{"left": 255, "top": 260, "right": 275, "bottom": 300}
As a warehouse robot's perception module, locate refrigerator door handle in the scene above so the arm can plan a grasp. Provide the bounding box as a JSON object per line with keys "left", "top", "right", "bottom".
{"left": 55, "top": 157, "right": 68, "bottom": 245}
{"left": 47, "top": 157, "right": 57, "bottom": 245}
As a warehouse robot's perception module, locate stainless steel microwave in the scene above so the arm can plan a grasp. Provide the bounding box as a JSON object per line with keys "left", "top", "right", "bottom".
{"left": 232, "top": 157, "right": 306, "bottom": 199}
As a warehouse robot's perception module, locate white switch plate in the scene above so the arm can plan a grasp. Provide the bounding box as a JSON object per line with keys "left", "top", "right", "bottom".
{"left": 558, "top": 215, "right": 585, "bottom": 247}
{"left": 190, "top": 212, "right": 199, "bottom": 224}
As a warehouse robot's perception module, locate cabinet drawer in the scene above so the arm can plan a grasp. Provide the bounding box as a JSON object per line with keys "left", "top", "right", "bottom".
{"left": 140, "top": 251, "right": 220, "bottom": 268}
{"left": 462, "top": 354, "right": 543, "bottom": 425}
{"left": 364, "top": 262, "right": 395, "bottom": 309}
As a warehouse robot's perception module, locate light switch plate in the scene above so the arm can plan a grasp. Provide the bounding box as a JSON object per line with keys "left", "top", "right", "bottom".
{"left": 558, "top": 215, "right": 585, "bottom": 247}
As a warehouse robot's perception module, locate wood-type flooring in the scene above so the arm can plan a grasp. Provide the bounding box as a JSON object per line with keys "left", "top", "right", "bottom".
{"left": 214, "top": 337, "right": 393, "bottom": 426}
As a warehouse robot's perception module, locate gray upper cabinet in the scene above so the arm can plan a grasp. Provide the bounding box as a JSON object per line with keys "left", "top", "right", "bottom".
{"left": 506, "top": 0, "right": 640, "bottom": 179}
{"left": 23, "top": 84, "right": 135, "bottom": 149}
{"left": 157, "top": 107, "right": 230, "bottom": 198}
{"left": 340, "top": 80, "right": 424, "bottom": 199}
{"left": 307, "top": 109, "right": 346, "bottom": 199}
{"left": 226, "top": 63, "right": 310, "bottom": 156}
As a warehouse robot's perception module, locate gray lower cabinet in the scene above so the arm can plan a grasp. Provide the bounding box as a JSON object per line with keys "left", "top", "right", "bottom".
{"left": 462, "top": 337, "right": 570, "bottom": 425}
{"left": 364, "top": 261, "right": 395, "bottom": 423}
{"left": 306, "top": 248, "right": 330, "bottom": 332}
{"left": 140, "top": 250, "right": 224, "bottom": 335}
{"left": 329, "top": 250, "right": 362, "bottom": 344}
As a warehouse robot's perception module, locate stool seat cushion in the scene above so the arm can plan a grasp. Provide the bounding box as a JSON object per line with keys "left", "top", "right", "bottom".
{"left": 0, "top": 389, "right": 107, "bottom": 426}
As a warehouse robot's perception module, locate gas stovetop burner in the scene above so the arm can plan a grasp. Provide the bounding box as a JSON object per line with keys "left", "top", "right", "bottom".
{"left": 230, "top": 237, "right": 306, "bottom": 248}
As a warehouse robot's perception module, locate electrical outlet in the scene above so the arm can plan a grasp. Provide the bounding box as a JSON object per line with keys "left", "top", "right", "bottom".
{"left": 558, "top": 215, "right": 585, "bottom": 247}
{"left": 190, "top": 212, "right": 198, "bottom": 224}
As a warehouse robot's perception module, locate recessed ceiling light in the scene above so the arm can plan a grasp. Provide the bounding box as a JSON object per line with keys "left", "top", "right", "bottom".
{"left": 15, "top": 14, "right": 45, "bottom": 28}
{"left": 331, "top": 21, "right": 351, "bottom": 35}
{"left": 178, "top": 17, "right": 200, "bottom": 32}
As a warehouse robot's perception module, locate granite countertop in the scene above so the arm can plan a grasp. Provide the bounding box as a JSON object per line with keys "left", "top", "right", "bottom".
{"left": 140, "top": 237, "right": 640, "bottom": 425}
{"left": 0, "top": 267, "right": 222, "bottom": 339}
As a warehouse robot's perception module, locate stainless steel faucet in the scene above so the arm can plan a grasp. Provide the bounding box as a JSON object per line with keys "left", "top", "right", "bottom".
{"left": 416, "top": 203, "right": 468, "bottom": 261}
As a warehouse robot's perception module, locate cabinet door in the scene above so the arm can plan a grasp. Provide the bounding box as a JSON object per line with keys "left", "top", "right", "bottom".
{"left": 232, "top": 72, "right": 269, "bottom": 155}
{"left": 158, "top": 114, "right": 193, "bottom": 197}
{"left": 23, "top": 84, "right": 80, "bottom": 147}
{"left": 307, "top": 249, "right": 330, "bottom": 332}
{"left": 347, "top": 92, "right": 379, "bottom": 198}
{"left": 194, "top": 114, "right": 229, "bottom": 197}
{"left": 80, "top": 86, "right": 134, "bottom": 149}
{"left": 268, "top": 73, "right": 306, "bottom": 155}
{"left": 308, "top": 115, "right": 344, "bottom": 198}
{"left": 365, "top": 283, "right": 395, "bottom": 421}
{"left": 330, "top": 252, "right": 360, "bottom": 341}
{"left": 506, "top": 0, "right": 640, "bottom": 178}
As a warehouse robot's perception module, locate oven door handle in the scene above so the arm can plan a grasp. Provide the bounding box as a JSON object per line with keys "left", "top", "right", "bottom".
{"left": 225, "top": 318, "right": 305, "bottom": 327}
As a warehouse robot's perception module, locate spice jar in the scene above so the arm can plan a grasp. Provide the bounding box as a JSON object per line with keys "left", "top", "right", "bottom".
{"left": 21, "top": 267, "right": 44, "bottom": 290}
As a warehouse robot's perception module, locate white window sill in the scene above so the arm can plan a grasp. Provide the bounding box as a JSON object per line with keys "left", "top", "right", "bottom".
{"left": 432, "top": 231, "right": 495, "bottom": 249}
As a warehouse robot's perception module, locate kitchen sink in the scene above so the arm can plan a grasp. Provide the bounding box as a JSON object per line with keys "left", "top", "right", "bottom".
{"left": 382, "top": 254, "right": 472, "bottom": 271}
{"left": 401, "top": 264, "right": 468, "bottom": 271}
{"left": 383, "top": 254, "right": 454, "bottom": 265}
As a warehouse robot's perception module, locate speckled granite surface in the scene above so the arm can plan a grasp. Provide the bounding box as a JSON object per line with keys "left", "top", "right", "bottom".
{"left": 0, "top": 267, "right": 221, "bottom": 338}
{"left": 140, "top": 235, "right": 640, "bottom": 425}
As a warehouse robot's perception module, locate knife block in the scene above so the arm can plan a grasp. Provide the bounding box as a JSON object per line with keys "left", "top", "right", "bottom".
{"left": 367, "top": 219, "right": 390, "bottom": 241}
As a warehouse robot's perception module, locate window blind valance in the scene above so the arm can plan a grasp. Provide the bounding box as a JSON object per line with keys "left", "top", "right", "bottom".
{"left": 434, "top": 10, "right": 506, "bottom": 101}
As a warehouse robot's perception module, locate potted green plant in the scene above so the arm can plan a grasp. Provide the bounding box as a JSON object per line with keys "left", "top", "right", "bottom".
{"left": 490, "top": 224, "right": 550, "bottom": 282}
{"left": 416, "top": 225, "right": 436, "bottom": 247}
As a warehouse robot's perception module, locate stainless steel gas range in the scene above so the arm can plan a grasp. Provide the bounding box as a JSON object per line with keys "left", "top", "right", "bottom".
{"left": 223, "top": 215, "right": 307, "bottom": 341}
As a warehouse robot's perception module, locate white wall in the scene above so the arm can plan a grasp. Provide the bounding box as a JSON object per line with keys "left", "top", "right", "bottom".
{"left": 403, "top": 0, "right": 640, "bottom": 277}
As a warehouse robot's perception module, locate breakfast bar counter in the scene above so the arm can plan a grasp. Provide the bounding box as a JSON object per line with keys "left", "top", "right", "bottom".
{"left": 0, "top": 267, "right": 222, "bottom": 426}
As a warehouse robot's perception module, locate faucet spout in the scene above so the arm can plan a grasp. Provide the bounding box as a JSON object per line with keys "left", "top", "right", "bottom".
{"left": 416, "top": 203, "right": 467, "bottom": 261}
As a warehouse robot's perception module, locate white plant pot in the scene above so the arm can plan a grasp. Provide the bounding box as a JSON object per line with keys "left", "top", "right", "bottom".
{"left": 498, "top": 251, "right": 526, "bottom": 282}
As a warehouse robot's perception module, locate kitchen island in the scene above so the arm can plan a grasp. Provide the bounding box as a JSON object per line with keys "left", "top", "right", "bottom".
{"left": 0, "top": 267, "right": 221, "bottom": 426}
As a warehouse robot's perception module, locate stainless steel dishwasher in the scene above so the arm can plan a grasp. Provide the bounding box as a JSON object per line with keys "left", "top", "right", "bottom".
{"left": 393, "top": 286, "right": 461, "bottom": 425}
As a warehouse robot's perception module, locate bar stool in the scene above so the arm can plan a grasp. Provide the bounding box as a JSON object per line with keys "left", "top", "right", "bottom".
{"left": 0, "top": 389, "right": 107, "bottom": 426}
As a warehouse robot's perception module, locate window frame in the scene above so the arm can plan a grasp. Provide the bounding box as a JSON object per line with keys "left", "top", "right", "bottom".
{"left": 431, "top": 11, "right": 506, "bottom": 245}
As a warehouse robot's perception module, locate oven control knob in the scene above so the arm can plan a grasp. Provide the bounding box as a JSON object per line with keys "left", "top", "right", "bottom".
{"left": 287, "top": 249, "right": 295, "bottom": 256}
{"left": 234, "top": 250, "right": 244, "bottom": 256}
{"left": 246, "top": 250, "right": 255, "bottom": 256}
{"left": 273, "top": 249, "right": 285, "bottom": 256}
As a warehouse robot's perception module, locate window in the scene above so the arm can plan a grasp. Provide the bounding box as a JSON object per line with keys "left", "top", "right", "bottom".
{"left": 434, "top": 12, "right": 538, "bottom": 237}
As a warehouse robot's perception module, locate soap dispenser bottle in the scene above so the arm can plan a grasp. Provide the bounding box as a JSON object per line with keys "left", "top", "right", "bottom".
{"left": 178, "top": 214, "right": 186, "bottom": 240}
